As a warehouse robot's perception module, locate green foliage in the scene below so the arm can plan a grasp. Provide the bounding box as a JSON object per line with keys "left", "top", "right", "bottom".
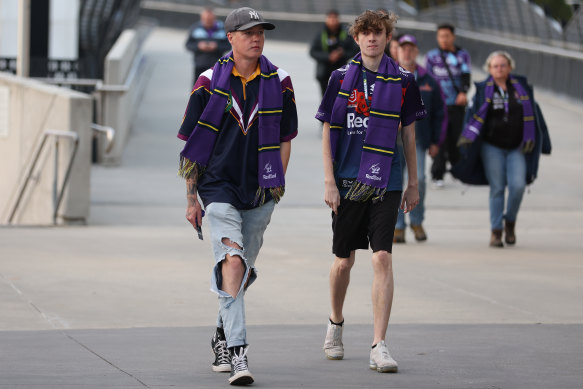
{"left": 532, "top": 0, "right": 573, "bottom": 25}
{"left": 403, "top": 0, "right": 574, "bottom": 25}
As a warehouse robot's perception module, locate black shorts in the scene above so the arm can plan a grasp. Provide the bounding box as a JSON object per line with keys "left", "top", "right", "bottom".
{"left": 331, "top": 191, "right": 402, "bottom": 258}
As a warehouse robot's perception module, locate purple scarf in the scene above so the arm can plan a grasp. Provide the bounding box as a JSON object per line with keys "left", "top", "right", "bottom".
{"left": 462, "top": 75, "right": 535, "bottom": 145}
{"left": 179, "top": 52, "right": 285, "bottom": 205}
{"left": 329, "top": 53, "right": 402, "bottom": 202}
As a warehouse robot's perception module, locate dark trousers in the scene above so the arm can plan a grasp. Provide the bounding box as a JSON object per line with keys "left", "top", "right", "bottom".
{"left": 192, "top": 66, "right": 207, "bottom": 88}
{"left": 431, "top": 105, "right": 466, "bottom": 180}
{"left": 318, "top": 77, "right": 329, "bottom": 98}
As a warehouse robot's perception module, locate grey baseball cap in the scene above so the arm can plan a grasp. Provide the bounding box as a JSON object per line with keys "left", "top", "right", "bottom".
{"left": 224, "top": 7, "right": 275, "bottom": 32}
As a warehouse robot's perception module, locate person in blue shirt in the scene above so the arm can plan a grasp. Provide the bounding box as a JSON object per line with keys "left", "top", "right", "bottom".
{"left": 394, "top": 34, "right": 447, "bottom": 243}
{"left": 185, "top": 8, "right": 230, "bottom": 86}
{"left": 425, "top": 23, "right": 471, "bottom": 187}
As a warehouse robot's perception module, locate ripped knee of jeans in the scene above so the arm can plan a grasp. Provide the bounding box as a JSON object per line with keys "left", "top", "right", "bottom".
{"left": 213, "top": 237, "right": 249, "bottom": 296}
{"left": 221, "top": 237, "right": 244, "bottom": 254}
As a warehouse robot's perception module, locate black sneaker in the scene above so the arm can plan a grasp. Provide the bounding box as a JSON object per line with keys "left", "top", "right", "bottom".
{"left": 211, "top": 328, "right": 231, "bottom": 372}
{"left": 228, "top": 346, "right": 254, "bottom": 386}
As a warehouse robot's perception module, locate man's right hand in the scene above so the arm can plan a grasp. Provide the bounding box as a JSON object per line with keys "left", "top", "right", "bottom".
{"left": 186, "top": 197, "right": 203, "bottom": 229}
{"left": 324, "top": 182, "right": 341, "bottom": 214}
{"left": 328, "top": 48, "right": 343, "bottom": 64}
{"left": 455, "top": 92, "right": 468, "bottom": 106}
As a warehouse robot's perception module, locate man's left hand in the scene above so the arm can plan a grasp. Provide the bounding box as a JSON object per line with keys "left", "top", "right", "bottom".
{"left": 400, "top": 185, "right": 419, "bottom": 214}
{"left": 428, "top": 144, "right": 439, "bottom": 158}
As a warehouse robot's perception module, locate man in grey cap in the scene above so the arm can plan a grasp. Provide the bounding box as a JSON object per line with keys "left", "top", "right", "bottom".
{"left": 177, "top": 6, "right": 298, "bottom": 386}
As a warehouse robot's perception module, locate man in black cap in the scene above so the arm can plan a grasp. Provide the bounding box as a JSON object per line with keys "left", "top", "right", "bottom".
{"left": 177, "top": 6, "right": 298, "bottom": 386}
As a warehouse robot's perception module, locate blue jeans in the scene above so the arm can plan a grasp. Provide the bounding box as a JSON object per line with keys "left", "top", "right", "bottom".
{"left": 396, "top": 143, "right": 426, "bottom": 229}
{"left": 481, "top": 142, "right": 526, "bottom": 230}
{"left": 205, "top": 201, "right": 275, "bottom": 348}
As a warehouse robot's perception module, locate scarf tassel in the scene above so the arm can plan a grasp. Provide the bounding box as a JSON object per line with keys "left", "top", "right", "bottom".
{"left": 345, "top": 181, "right": 387, "bottom": 203}
{"left": 254, "top": 186, "right": 285, "bottom": 206}
{"left": 178, "top": 156, "right": 205, "bottom": 179}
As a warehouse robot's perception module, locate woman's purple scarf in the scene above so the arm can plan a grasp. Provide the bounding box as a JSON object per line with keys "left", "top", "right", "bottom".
{"left": 462, "top": 75, "right": 535, "bottom": 145}
{"left": 329, "top": 53, "right": 402, "bottom": 202}
{"left": 179, "top": 52, "right": 285, "bottom": 205}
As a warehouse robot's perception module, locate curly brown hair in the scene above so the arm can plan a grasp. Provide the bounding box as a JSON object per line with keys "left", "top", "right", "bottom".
{"left": 349, "top": 9, "right": 398, "bottom": 38}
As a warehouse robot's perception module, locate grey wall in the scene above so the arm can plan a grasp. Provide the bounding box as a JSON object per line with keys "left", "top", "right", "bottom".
{"left": 0, "top": 73, "right": 93, "bottom": 225}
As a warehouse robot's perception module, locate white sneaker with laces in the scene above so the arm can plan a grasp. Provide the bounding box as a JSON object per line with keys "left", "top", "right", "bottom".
{"left": 369, "top": 340, "right": 398, "bottom": 373}
{"left": 323, "top": 321, "right": 344, "bottom": 360}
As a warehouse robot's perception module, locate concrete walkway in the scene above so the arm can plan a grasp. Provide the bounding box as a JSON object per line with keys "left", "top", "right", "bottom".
{"left": 1, "top": 28, "right": 582, "bottom": 388}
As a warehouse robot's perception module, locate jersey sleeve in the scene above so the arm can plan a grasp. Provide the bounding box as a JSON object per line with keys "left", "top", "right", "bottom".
{"left": 279, "top": 72, "right": 298, "bottom": 142}
{"left": 177, "top": 70, "right": 212, "bottom": 140}
{"left": 401, "top": 75, "right": 427, "bottom": 127}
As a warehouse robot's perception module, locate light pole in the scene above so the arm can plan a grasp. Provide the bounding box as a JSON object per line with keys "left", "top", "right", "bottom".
{"left": 16, "top": 0, "right": 30, "bottom": 77}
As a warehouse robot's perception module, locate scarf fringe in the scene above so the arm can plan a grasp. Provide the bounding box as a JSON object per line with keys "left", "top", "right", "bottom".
{"left": 254, "top": 186, "right": 285, "bottom": 206}
{"left": 178, "top": 156, "right": 205, "bottom": 179}
{"left": 345, "top": 181, "right": 387, "bottom": 203}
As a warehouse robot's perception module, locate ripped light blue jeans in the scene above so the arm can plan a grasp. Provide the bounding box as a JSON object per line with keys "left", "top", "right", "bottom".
{"left": 205, "top": 201, "right": 275, "bottom": 348}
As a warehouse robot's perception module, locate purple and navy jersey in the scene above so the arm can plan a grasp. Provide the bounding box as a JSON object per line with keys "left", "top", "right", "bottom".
{"left": 425, "top": 48, "right": 471, "bottom": 105}
{"left": 315, "top": 62, "right": 427, "bottom": 195}
{"left": 178, "top": 66, "right": 298, "bottom": 210}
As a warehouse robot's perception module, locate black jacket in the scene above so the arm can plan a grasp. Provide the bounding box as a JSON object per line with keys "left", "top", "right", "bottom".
{"left": 452, "top": 74, "right": 551, "bottom": 185}
{"left": 309, "top": 25, "right": 358, "bottom": 81}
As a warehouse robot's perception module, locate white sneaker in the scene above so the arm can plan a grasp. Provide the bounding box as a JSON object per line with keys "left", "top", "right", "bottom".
{"left": 323, "top": 321, "right": 344, "bottom": 360}
{"left": 369, "top": 340, "right": 398, "bottom": 373}
{"left": 432, "top": 179, "right": 445, "bottom": 189}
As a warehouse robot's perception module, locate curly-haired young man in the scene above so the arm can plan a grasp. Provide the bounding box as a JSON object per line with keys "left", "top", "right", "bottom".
{"left": 315, "top": 9, "right": 426, "bottom": 373}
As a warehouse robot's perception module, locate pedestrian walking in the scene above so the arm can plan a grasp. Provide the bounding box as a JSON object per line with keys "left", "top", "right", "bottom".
{"left": 177, "top": 7, "right": 298, "bottom": 385}
{"left": 185, "top": 8, "right": 230, "bottom": 86}
{"left": 309, "top": 9, "right": 359, "bottom": 97}
{"left": 315, "top": 10, "right": 426, "bottom": 373}
{"left": 387, "top": 33, "right": 400, "bottom": 61}
{"left": 452, "top": 51, "right": 551, "bottom": 247}
{"left": 425, "top": 23, "right": 471, "bottom": 188}
{"left": 394, "top": 34, "right": 447, "bottom": 243}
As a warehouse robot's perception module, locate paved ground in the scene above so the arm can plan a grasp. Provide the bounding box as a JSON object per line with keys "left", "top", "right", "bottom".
{"left": 1, "top": 28, "right": 583, "bottom": 388}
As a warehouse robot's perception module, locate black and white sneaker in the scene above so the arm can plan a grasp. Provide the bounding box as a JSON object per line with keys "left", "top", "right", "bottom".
{"left": 228, "top": 346, "right": 254, "bottom": 386}
{"left": 211, "top": 328, "right": 231, "bottom": 372}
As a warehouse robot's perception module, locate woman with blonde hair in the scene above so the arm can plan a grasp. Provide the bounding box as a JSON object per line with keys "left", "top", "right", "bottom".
{"left": 453, "top": 51, "right": 551, "bottom": 247}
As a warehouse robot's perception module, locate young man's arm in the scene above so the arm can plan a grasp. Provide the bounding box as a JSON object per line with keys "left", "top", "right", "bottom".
{"left": 185, "top": 174, "right": 203, "bottom": 229}
{"left": 322, "top": 122, "right": 340, "bottom": 214}
{"left": 280, "top": 141, "right": 291, "bottom": 174}
{"left": 179, "top": 75, "right": 211, "bottom": 229}
{"left": 400, "top": 122, "right": 419, "bottom": 213}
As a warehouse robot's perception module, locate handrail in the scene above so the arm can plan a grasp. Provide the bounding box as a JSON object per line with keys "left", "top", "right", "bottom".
{"left": 91, "top": 123, "right": 116, "bottom": 153}
{"left": 8, "top": 130, "right": 79, "bottom": 225}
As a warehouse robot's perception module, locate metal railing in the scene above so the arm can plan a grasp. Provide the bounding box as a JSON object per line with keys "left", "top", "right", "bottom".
{"left": 7, "top": 130, "right": 79, "bottom": 225}
{"left": 6, "top": 124, "right": 115, "bottom": 225}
